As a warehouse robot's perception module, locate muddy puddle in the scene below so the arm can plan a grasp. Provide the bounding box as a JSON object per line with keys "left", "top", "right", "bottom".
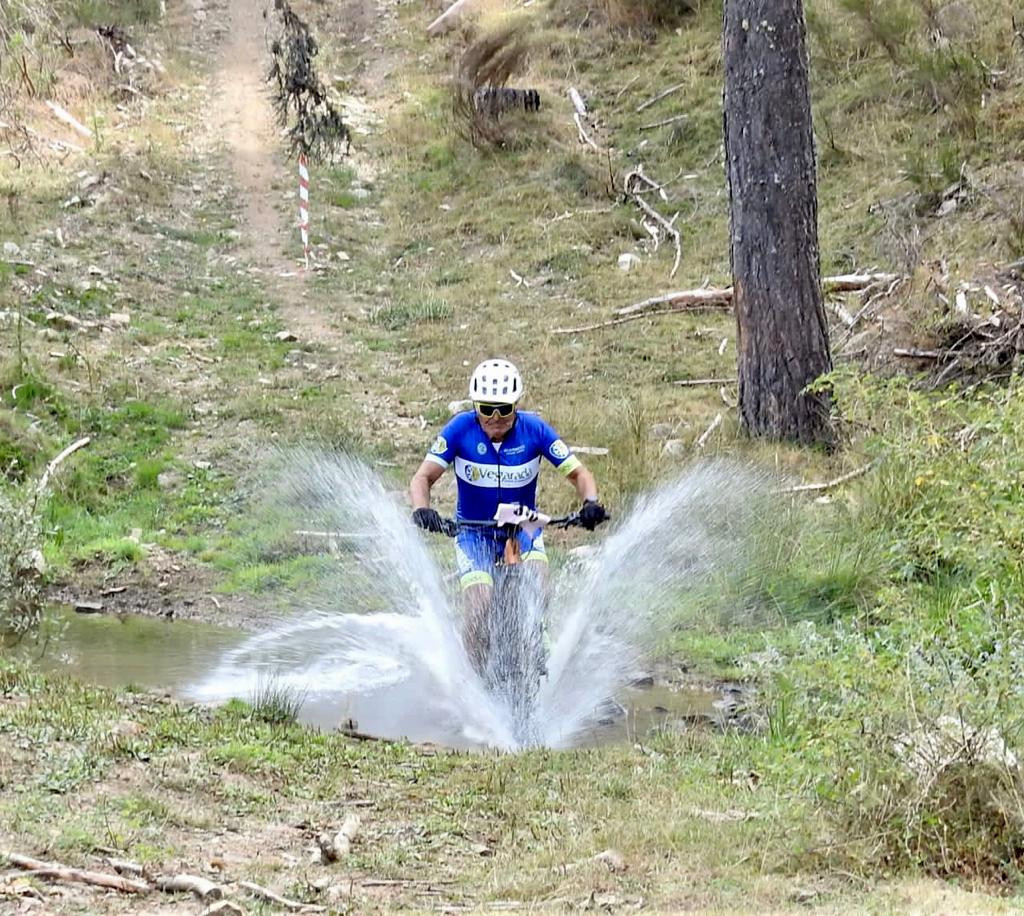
{"left": 31, "top": 606, "right": 734, "bottom": 748}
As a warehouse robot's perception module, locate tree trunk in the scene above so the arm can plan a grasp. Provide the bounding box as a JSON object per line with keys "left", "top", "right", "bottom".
{"left": 722, "top": 0, "right": 834, "bottom": 447}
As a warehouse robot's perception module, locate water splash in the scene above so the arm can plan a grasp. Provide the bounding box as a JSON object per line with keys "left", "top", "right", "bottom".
{"left": 190, "top": 450, "right": 774, "bottom": 750}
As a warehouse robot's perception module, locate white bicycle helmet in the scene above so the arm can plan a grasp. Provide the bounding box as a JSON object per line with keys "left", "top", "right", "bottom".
{"left": 469, "top": 359, "right": 523, "bottom": 404}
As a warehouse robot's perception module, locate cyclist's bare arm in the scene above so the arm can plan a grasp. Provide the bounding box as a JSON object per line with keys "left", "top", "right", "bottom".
{"left": 567, "top": 465, "right": 598, "bottom": 503}
{"left": 410, "top": 459, "right": 446, "bottom": 510}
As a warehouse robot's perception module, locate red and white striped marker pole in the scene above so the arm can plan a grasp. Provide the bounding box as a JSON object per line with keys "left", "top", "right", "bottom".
{"left": 298, "top": 153, "right": 310, "bottom": 269}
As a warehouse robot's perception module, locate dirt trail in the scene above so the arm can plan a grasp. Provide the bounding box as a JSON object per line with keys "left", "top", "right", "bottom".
{"left": 205, "top": 0, "right": 345, "bottom": 345}
{"left": 209, "top": 0, "right": 290, "bottom": 275}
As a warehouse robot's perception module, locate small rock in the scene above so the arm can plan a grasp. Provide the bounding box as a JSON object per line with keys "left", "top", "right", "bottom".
{"left": 45, "top": 311, "right": 82, "bottom": 330}
{"left": 617, "top": 252, "right": 642, "bottom": 272}
{"left": 193, "top": 460, "right": 212, "bottom": 471}
{"left": 2, "top": 241, "right": 21, "bottom": 257}
{"left": 157, "top": 469, "right": 183, "bottom": 491}
{"left": 202, "top": 902, "right": 243, "bottom": 916}
{"left": 448, "top": 399, "right": 473, "bottom": 415}
{"left": 593, "top": 849, "right": 627, "bottom": 873}
{"left": 470, "top": 843, "right": 494, "bottom": 857}
{"left": 628, "top": 674, "right": 655, "bottom": 688}
{"left": 661, "top": 438, "right": 687, "bottom": 459}
{"left": 108, "top": 312, "right": 131, "bottom": 327}
{"left": 74, "top": 600, "right": 104, "bottom": 614}
{"left": 648, "top": 423, "right": 674, "bottom": 440}
{"left": 349, "top": 187, "right": 371, "bottom": 200}
{"left": 275, "top": 330, "right": 298, "bottom": 342}
{"left": 336, "top": 250, "right": 351, "bottom": 261}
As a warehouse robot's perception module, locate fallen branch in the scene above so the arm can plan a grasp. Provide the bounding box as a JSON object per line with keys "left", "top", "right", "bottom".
{"left": 780, "top": 460, "right": 877, "bottom": 494}
{"left": 623, "top": 167, "right": 681, "bottom": 278}
{"left": 427, "top": 0, "right": 476, "bottom": 36}
{"left": 567, "top": 446, "right": 609, "bottom": 455}
{"left": 613, "top": 272, "right": 901, "bottom": 319}
{"left": 893, "top": 347, "right": 942, "bottom": 359}
{"left": 696, "top": 413, "right": 723, "bottom": 449}
{"left": 36, "top": 436, "right": 91, "bottom": 494}
{"left": 551, "top": 302, "right": 725, "bottom": 335}
{"left": 568, "top": 87, "right": 588, "bottom": 117}
{"left": 639, "top": 113, "right": 688, "bottom": 132}
{"left": 573, "top": 113, "right": 601, "bottom": 151}
{"left": 239, "top": 880, "right": 325, "bottom": 912}
{"left": 155, "top": 874, "right": 223, "bottom": 900}
{"left": 674, "top": 377, "right": 734, "bottom": 387}
{"left": 44, "top": 101, "right": 93, "bottom": 139}
{"left": 568, "top": 87, "right": 601, "bottom": 151}
{"left": 614, "top": 287, "right": 733, "bottom": 316}
{"left": 319, "top": 813, "right": 361, "bottom": 863}
{"left": 824, "top": 272, "right": 900, "bottom": 292}
{"left": 6, "top": 853, "right": 150, "bottom": 895}
{"left": 636, "top": 82, "right": 685, "bottom": 113}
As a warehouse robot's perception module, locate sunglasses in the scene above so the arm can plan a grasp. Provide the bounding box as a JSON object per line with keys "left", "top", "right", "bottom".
{"left": 475, "top": 402, "right": 517, "bottom": 419}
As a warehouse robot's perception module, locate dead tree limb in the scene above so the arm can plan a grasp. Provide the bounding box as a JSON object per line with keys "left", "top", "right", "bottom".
{"left": 239, "top": 880, "right": 326, "bottom": 912}
{"left": 5, "top": 853, "right": 150, "bottom": 894}
{"left": 155, "top": 874, "right": 224, "bottom": 900}
{"left": 674, "top": 377, "right": 735, "bottom": 387}
{"left": 623, "top": 167, "right": 681, "bottom": 277}
{"left": 639, "top": 113, "right": 688, "bottom": 131}
{"left": 614, "top": 288, "right": 733, "bottom": 316}
{"left": 824, "top": 272, "right": 900, "bottom": 292}
{"left": 780, "top": 460, "right": 878, "bottom": 494}
{"left": 551, "top": 302, "right": 727, "bottom": 335}
{"left": 636, "top": 82, "right": 685, "bottom": 112}
{"left": 613, "top": 273, "right": 900, "bottom": 319}
{"left": 427, "top": 0, "right": 477, "bottom": 36}
{"left": 696, "top": 413, "right": 723, "bottom": 449}
{"left": 36, "top": 437, "right": 91, "bottom": 494}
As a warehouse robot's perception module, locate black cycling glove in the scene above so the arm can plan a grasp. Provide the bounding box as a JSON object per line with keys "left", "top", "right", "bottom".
{"left": 579, "top": 499, "right": 609, "bottom": 531}
{"left": 412, "top": 507, "right": 448, "bottom": 534}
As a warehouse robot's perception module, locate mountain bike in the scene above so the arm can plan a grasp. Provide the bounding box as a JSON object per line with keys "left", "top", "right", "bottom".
{"left": 438, "top": 503, "right": 594, "bottom": 745}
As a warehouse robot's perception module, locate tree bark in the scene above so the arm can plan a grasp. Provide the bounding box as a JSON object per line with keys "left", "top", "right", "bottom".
{"left": 722, "top": 0, "right": 834, "bottom": 447}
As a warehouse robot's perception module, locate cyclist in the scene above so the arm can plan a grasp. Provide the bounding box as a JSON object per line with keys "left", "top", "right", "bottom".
{"left": 409, "top": 358, "right": 608, "bottom": 671}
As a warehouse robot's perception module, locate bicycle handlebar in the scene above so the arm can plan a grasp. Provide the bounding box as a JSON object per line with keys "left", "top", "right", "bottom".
{"left": 437, "top": 511, "right": 592, "bottom": 538}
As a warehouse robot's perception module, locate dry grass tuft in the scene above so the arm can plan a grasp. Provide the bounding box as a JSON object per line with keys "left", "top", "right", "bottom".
{"left": 452, "top": 19, "right": 535, "bottom": 149}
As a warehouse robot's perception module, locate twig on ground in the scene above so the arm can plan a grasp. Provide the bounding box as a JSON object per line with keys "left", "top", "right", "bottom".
{"left": 615, "top": 74, "right": 641, "bottom": 100}
{"left": 427, "top": 0, "right": 476, "bottom": 36}
{"left": 551, "top": 302, "right": 726, "bottom": 335}
{"left": 675, "top": 377, "right": 734, "bottom": 387}
{"left": 5, "top": 853, "right": 150, "bottom": 895}
{"left": 568, "top": 87, "right": 588, "bottom": 117}
{"left": 623, "top": 166, "right": 681, "bottom": 277}
{"left": 36, "top": 437, "right": 90, "bottom": 495}
{"left": 636, "top": 82, "right": 685, "bottom": 112}
{"left": 44, "top": 101, "right": 93, "bottom": 138}
{"left": 155, "top": 874, "right": 223, "bottom": 901}
{"left": 639, "top": 113, "right": 688, "bottom": 131}
{"left": 696, "top": 413, "right": 723, "bottom": 449}
{"left": 568, "top": 87, "right": 601, "bottom": 151}
{"left": 780, "top": 460, "right": 878, "bottom": 494}
{"left": 893, "top": 348, "right": 942, "bottom": 359}
{"left": 239, "top": 880, "right": 325, "bottom": 912}
{"left": 615, "top": 287, "right": 733, "bottom": 316}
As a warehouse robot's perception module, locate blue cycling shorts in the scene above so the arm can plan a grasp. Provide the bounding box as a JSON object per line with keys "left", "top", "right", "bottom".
{"left": 455, "top": 526, "right": 547, "bottom": 589}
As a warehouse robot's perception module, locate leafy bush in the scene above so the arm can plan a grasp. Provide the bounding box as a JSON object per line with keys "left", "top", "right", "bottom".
{"left": 742, "top": 371, "right": 1024, "bottom": 882}
{"left": 0, "top": 483, "right": 45, "bottom": 641}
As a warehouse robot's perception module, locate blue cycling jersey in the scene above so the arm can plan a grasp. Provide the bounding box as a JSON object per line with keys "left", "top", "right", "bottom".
{"left": 424, "top": 411, "right": 582, "bottom": 522}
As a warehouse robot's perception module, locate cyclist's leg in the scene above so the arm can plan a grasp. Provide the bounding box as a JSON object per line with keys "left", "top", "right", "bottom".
{"left": 518, "top": 529, "right": 548, "bottom": 591}
{"left": 518, "top": 529, "right": 550, "bottom": 674}
{"left": 455, "top": 528, "right": 499, "bottom": 674}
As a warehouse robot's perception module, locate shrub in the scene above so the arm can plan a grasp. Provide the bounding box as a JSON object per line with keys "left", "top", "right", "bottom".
{"left": 0, "top": 483, "right": 45, "bottom": 641}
